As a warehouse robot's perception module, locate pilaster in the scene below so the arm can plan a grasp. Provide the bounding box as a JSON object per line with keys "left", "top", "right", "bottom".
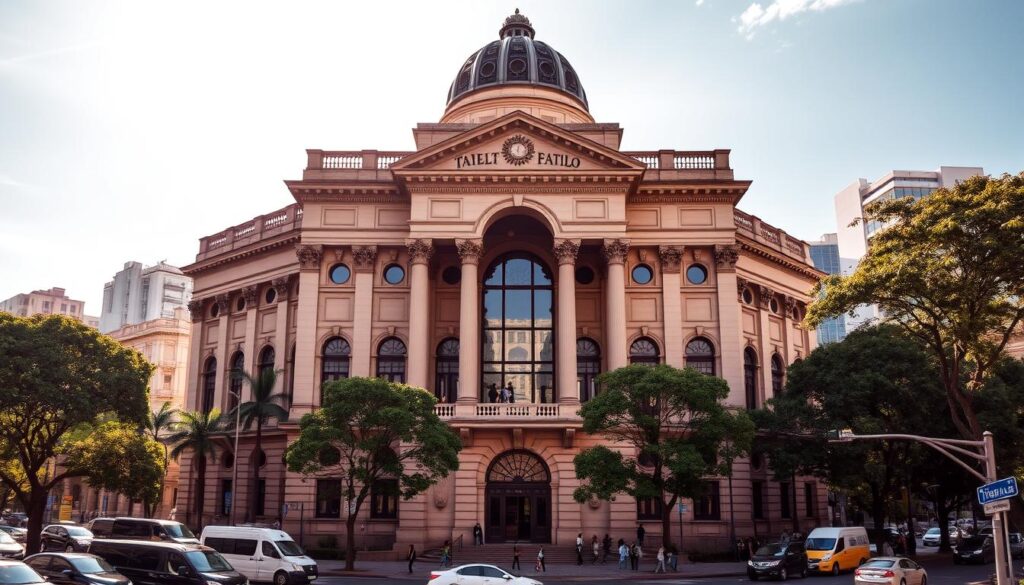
{"left": 456, "top": 239, "right": 483, "bottom": 403}
{"left": 554, "top": 239, "right": 580, "bottom": 404}
{"left": 213, "top": 294, "right": 230, "bottom": 411}
{"left": 602, "top": 239, "right": 629, "bottom": 369}
{"left": 350, "top": 245, "right": 378, "bottom": 378}
{"left": 659, "top": 245, "right": 684, "bottom": 368}
{"left": 186, "top": 299, "right": 205, "bottom": 411}
{"left": 272, "top": 277, "right": 291, "bottom": 397}
{"left": 293, "top": 244, "right": 322, "bottom": 412}
{"left": 713, "top": 244, "right": 744, "bottom": 407}
{"left": 406, "top": 239, "right": 434, "bottom": 389}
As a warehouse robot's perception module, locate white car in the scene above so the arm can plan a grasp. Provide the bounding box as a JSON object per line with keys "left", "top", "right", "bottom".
{"left": 854, "top": 557, "right": 928, "bottom": 585}
{"left": 428, "top": 564, "right": 542, "bottom": 585}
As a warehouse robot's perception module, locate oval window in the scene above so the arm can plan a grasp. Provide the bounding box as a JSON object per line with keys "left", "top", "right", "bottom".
{"left": 575, "top": 266, "right": 595, "bottom": 285}
{"left": 236, "top": 297, "right": 245, "bottom": 312}
{"left": 265, "top": 287, "right": 276, "bottom": 304}
{"left": 210, "top": 304, "right": 220, "bottom": 318}
{"left": 384, "top": 264, "right": 406, "bottom": 285}
{"left": 442, "top": 266, "right": 462, "bottom": 285}
{"left": 329, "top": 264, "right": 351, "bottom": 285}
{"left": 742, "top": 288, "right": 754, "bottom": 305}
{"left": 770, "top": 298, "right": 780, "bottom": 314}
{"left": 686, "top": 264, "right": 708, "bottom": 285}
{"left": 631, "top": 264, "right": 653, "bottom": 285}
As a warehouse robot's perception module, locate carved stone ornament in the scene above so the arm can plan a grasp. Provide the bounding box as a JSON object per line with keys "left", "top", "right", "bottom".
{"left": 658, "top": 245, "right": 684, "bottom": 274}
{"left": 432, "top": 476, "right": 452, "bottom": 510}
{"left": 187, "top": 299, "right": 205, "bottom": 322}
{"left": 214, "top": 294, "right": 231, "bottom": 313}
{"left": 295, "top": 244, "right": 323, "bottom": 271}
{"left": 784, "top": 296, "right": 800, "bottom": 317}
{"left": 757, "top": 285, "right": 775, "bottom": 310}
{"left": 737, "top": 277, "right": 750, "bottom": 301}
{"left": 242, "top": 285, "right": 258, "bottom": 305}
{"left": 553, "top": 239, "right": 581, "bottom": 265}
{"left": 601, "top": 239, "right": 630, "bottom": 265}
{"left": 713, "top": 244, "right": 740, "bottom": 271}
{"left": 456, "top": 239, "right": 484, "bottom": 266}
{"left": 272, "top": 277, "right": 290, "bottom": 300}
{"left": 405, "top": 239, "right": 434, "bottom": 265}
{"left": 351, "top": 245, "right": 378, "bottom": 272}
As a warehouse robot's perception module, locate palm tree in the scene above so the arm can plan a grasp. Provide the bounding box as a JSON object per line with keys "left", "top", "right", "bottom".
{"left": 145, "top": 401, "right": 178, "bottom": 518}
{"left": 231, "top": 368, "right": 288, "bottom": 522}
{"left": 167, "top": 409, "right": 225, "bottom": 529}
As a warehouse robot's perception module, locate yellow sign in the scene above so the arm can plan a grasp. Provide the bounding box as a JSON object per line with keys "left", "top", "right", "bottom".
{"left": 59, "top": 504, "right": 72, "bottom": 522}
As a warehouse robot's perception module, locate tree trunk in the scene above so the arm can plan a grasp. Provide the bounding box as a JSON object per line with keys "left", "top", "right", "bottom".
{"left": 870, "top": 482, "right": 886, "bottom": 551}
{"left": 661, "top": 495, "right": 677, "bottom": 550}
{"left": 252, "top": 418, "right": 263, "bottom": 522}
{"left": 195, "top": 456, "right": 206, "bottom": 531}
{"left": 728, "top": 473, "right": 737, "bottom": 556}
{"left": 345, "top": 512, "right": 357, "bottom": 571}
{"left": 791, "top": 473, "right": 799, "bottom": 533}
{"left": 25, "top": 491, "right": 48, "bottom": 555}
{"left": 937, "top": 491, "right": 952, "bottom": 553}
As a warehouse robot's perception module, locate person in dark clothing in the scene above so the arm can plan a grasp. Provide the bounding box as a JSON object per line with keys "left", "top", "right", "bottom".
{"left": 473, "top": 522, "right": 483, "bottom": 545}
{"left": 512, "top": 543, "right": 521, "bottom": 570}
{"left": 629, "top": 541, "right": 639, "bottom": 570}
{"left": 505, "top": 382, "right": 515, "bottom": 403}
{"left": 487, "top": 384, "right": 498, "bottom": 403}
{"left": 407, "top": 545, "right": 416, "bottom": 574}
{"left": 602, "top": 533, "right": 612, "bottom": 564}
{"left": 637, "top": 524, "right": 646, "bottom": 547}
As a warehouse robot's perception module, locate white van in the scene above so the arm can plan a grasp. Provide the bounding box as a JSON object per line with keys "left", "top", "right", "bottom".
{"left": 804, "top": 526, "right": 870, "bottom": 575}
{"left": 200, "top": 526, "right": 317, "bottom": 585}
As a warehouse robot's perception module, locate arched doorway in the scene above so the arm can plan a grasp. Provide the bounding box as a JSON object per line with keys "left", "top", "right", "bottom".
{"left": 485, "top": 450, "right": 551, "bottom": 543}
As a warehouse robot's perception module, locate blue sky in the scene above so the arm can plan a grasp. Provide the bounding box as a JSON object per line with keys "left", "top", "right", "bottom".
{"left": 1, "top": 0, "right": 1022, "bottom": 313}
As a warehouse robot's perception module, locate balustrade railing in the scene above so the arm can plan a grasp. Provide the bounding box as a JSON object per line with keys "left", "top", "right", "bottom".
{"left": 198, "top": 203, "right": 303, "bottom": 259}
{"left": 674, "top": 154, "right": 715, "bottom": 169}
{"left": 432, "top": 403, "right": 567, "bottom": 419}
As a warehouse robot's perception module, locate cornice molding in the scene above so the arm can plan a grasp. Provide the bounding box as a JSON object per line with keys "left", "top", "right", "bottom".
{"left": 183, "top": 233, "right": 301, "bottom": 276}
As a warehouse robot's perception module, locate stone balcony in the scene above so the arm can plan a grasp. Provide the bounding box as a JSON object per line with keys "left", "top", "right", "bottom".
{"left": 623, "top": 149, "right": 735, "bottom": 181}
{"left": 433, "top": 402, "right": 582, "bottom": 426}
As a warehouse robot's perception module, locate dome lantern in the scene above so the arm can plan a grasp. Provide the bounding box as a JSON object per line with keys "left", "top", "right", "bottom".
{"left": 498, "top": 8, "right": 535, "bottom": 39}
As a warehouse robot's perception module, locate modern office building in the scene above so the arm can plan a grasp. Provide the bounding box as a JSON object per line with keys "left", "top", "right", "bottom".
{"left": 99, "top": 260, "right": 193, "bottom": 333}
{"left": 0, "top": 286, "right": 98, "bottom": 325}
{"left": 807, "top": 234, "right": 847, "bottom": 344}
{"left": 179, "top": 11, "right": 827, "bottom": 555}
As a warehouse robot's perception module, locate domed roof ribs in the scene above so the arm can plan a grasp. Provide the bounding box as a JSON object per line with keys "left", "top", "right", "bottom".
{"left": 496, "top": 37, "right": 509, "bottom": 84}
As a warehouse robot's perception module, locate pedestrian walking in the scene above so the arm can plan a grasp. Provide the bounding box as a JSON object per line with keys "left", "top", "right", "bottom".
{"left": 637, "top": 523, "right": 646, "bottom": 547}
{"left": 655, "top": 546, "right": 666, "bottom": 573}
{"left": 668, "top": 543, "right": 679, "bottom": 571}
{"left": 618, "top": 541, "right": 628, "bottom": 569}
{"left": 536, "top": 546, "right": 546, "bottom": 572}
{"left": 440, "top": 540, "right": 451, "bottom": 567}
{"left": 473, "top": 522, "right": 483, "bottom": 546}
{"left": 512, "top": 543, "right": 521, "bottom": 570}
{"left": 602, "top": 534, "right": 612, "bottom": 564}
{"left": 591, "top": 534, "right": 600, "bottom": 564}
{"left": 407, "top": 545, "right": 416, "bottom": 574}
{"left": 629, "top": 541, "right": 639, "bottom": 571}
{"left": 634, "top": 542, "right": 643, "bottom": 570}
{"left": 576, "top": 533, "right": 584, "bottom": 565}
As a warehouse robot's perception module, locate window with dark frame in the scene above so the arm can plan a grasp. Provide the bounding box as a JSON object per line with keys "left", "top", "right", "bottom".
{"left": 258, "top": 346, "right": 275, "bottom": 378}
{"left": 629, "top": 337, "right": 660, "bottom": 366}
{"left": 315, "top": 479, "right": 341, "bottom": 518}
{"left": 694, "top": 481, "right": 721, "bottom": 520}
{"left": 636, "top": 497, "right": 663, "bottom": 520}
{"left": 435, "top": 338, "right": 459, "bottom": 403}
{"left": 221, "top": 479, "right": 232, "bottom": 516}
{"left": 685, "top": 337, "right": 716, "bottom": 375}
{"left": 744, "top": 347, "right": 759, "bottom": 410}
{"left": 752, "top": 480, "right": 765, "bottom": 520}
{"left": 376, "top": 337, "right": 407, "bottom": 383}
{"left": 576, "top": 338, "right": 601, "bottom": 402}
{"left": 255, "top": 478, "right": 266, "bottom": 516}
{"left": 780, "top": 482, "right": 792, "bottom": 518}
{"left": 771, "top": 354, "right": 784, "bottom": 398}
{"left": 370, "top": 478, "right": 399, "bottom": 519}
{"left": 228, "top": 352, "right": 244, "bottom": 412}
{"left": 804, "top": 482, "right": 816, "bottom": 517}
{"left": 321, "top": 337, "right": 351, "bottom": 403}
{"left": 201, "top": 357, "right": 217, "bottom": 413}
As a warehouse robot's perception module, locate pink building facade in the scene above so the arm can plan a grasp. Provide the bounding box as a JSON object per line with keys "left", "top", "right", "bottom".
{"left": 181, "top": 12, "right": 827, "bottom": 556}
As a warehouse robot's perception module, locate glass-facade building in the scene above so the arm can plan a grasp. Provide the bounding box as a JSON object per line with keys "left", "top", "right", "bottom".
{"left": 809, "top": 235, "right": 847, "bottom": 344}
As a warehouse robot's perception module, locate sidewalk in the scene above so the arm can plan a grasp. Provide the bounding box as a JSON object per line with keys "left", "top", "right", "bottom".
{"left": 318, "top": 558, "right": 747, "bottom": 580}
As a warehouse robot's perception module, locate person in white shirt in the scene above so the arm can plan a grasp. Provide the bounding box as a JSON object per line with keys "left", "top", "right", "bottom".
{"left": 655, "top": 546, "right": 666, "bottom": 573}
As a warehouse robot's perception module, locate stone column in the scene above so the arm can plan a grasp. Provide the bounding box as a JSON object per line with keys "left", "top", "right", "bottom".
{"left": 554, "top": 239, "right": 581, "bottom": 404}
{"left": 756, "top": 285, "right": 775, "bottom": 407}
{"left": 350, "top": 246, "right": 378, "bottom": 377}
{"left": 659, "top": 246, "right": 685, "bottom": 368}
{"left": 783, "top": 296, "right": 799, "bottom": 364}
{"left": 456, "top": 239, "right": 482, "bottom": 403}
{"left": 272, "top": 278, "right": 290, "bottom": 394}
{"left": 292, "top": 245, "right": 322, "bottom": 412}
{"left": 242, "top": 285, "right": 259, "bottom": 397}
{"left": 602, "top": 239, "right": 630, "bottom": 369}
{"left": 713, "top": 245, "right": 745, "bottom": 407}
{"left": 406, "top": 239, "right": 434, "bottom": 389}
{"left": 186, "top": 300, "right": 205, "bottom": 411}
{"left": 213, "top": 294, "right": 231, "bottom": 410}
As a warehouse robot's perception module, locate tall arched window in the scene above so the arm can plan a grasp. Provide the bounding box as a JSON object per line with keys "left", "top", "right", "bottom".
{"left": 771, "top": 354, "right": 784, "bottom": 398}
{"left": 201, "top": 357, "right": 217, "bottom": 413}
{"left": 287, "top": 345, "right": 296, "bottom": 406}
{"left": 577, "top": 338, "right": 601, "bottom": 402}
{"left": 228, "top": 351, "right": 244, "bottom": 412}
{"left": 482, "top": 254, "right": 554, "bottom": 403}
{"left": 629, "top": 337, "right": 660, "bottom": 366}
{"left": 377, "top": 337, "right": 407, "bottom": 383}
{"left": 258, "top": 346, "right": 275, "bottom": 378}
{"left": 321, "top": 337, "right": 351, "bottom": 384}
{"left": 435, "top": 338, "right": 459, "bottom": 403}
{"left": 744, "top": 347, "right": 759, "bottom": 410}
{"left": 685, "top": 337, "right": 716, "bottom": 375}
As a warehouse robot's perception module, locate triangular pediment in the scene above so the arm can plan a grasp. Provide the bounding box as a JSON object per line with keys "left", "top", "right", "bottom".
{"left": 390, "top": 111, "right": 646, "bottom": 176}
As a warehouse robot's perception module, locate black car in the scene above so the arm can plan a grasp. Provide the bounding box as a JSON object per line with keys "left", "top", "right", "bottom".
{"left": 954, "top": 535, "right": 994, "bottom": 564}
{"left": 24, "top": 553, "right": 130, "bottom": 585}
{"left": 88, "top": 540, "right": 246, "bottom": 585}
{"left": 41, "top": 526, "right": 93, "bottom": 553}
{"left": 747, "top": 541, "right": 808, "bottom": 580}
{"left": 0, "top": 532, "right": 24, "bottom": 560}
{"left": 87, "top": 518, "right": 199, "bottom": 545}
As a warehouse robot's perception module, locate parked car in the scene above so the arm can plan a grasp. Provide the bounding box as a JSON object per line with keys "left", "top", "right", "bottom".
{"left": 23, "top": 553, "right": 130, "bottom": 585}
{"left": 922, "top": 527, "right": 959, "bottom": 547}
{"left": 805, "top": 526, "right": 870, "bottom": 575}
{"left": 0, "top": 528, "right": 26, "bottom": 545}
{"left": 854, "top": 557, "right": 927, "bottom": 585}
{"left": 87, "top": 540, "right": 246, "bottom": 585}
{"left": 954, "top": 535, "right": 994, "bottom": 564}
{"left": 1010, "top": 533, "right": 1023, "bottom": 559}
{"left": 40, "top": 526, "right": 93, "bottom": 553}
{"left": 200, "top": 526, "right": 317, "bottom": 585}
{"left": 87, "top": 518, "right": 199, "bottom": 545}
{"left": 0, "top": 533, "right": 24, "bottom": 560}
{"left": 0, "top": 560, "right": 46, "bottom": 585}
{"left": 2, "top": 514, "right": 29, "bottom": 528}
{"left": 747, "top": 541, "right": 808, "bottom": 580}
{"left": 428, "top": 565, "right": 541, "bottom": 585}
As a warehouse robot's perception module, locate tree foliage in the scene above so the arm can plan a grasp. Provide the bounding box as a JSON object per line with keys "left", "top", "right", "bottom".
{"left": 285, "top": 377, "right": 461, "bottom": 570}
{"left": 68, "top": 421, "right": 165, "bottom": 514}
{"left": 167, "top": 409, "right": 226, "bottom": 528}
{"left": 572, "top": 364, "right": 754, "bottom": 548}
{"left": 230, "top": 368, "right": 288, "bottom": 522}
{"left": 807, "top": 173, "right": 1024, "bottom": 439}
{"left": 146, "top": 401, "right": 178, "bottom": 518}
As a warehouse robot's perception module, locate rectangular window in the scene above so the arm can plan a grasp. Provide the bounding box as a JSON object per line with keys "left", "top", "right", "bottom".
{"left": 752, "top": 481, "right": 765, "bottom": 520}
{"left": 315, "top": 479, "right": 341, "bottom": 518}
{"left": 780, "top": 482, "right": 792, "bottom": 519}
{"left": 370, "top": 478, "right": 398, "bottom": 519}
{"left": 61, "top": 303, "right": 67, "bottom": 313}
{"left": 221, "top": 479, "right": 232, "bottom": 515}
{"left": 636, "top": 497, "right": 663, "bottom": 520}
{"left": 255, "top": 479, "right": 266, "bottom": 516}
{"left": 694, "top": 481, "right": 721, "bottom": 521}
{"left": 804, "top": 482, "right": 816, "bottom": 517}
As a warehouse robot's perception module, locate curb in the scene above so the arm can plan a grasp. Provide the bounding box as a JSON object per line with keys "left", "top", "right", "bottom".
{"left": 321, "top": 567, "right": 747, "bottom": 581}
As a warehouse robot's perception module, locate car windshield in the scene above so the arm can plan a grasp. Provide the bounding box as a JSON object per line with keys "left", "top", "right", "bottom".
{"left": 163, "top": 525, "right": 196, "bottom": 539}
{"left": 0, "top": 566, "right": 43, "bottom": 585}
{"left": 862, "top": 560, "right": 895, "bottom": 568}
{"left": 275, "top": 541, "right": 304, "bottom": 556}
{"left": 185, "top": 551, "right": 233, "bottom": 573}
{"left": 0, "top": 533, "right": 14, "bottom": 544}
{"left": 70, "top": 558, "right": 116, "bottom": 574}
{"left": 961, "top": 537, "right": 986, "bottom": 547}
{"left": 66, "top": 527, "right": 92, "bottom": 537}
{"left": 925, "top": 528, "right": 940, "bottom": 535}
{"left": 755, "top": 544, "right": 784, "bottom": 557}
{"left": 804, "top": 538, "right": 836, "bottom": 551}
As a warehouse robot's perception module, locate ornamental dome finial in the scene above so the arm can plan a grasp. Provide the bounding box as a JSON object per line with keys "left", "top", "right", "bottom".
{"left": 499, "top": 8, "right": 535, "bottom": 39}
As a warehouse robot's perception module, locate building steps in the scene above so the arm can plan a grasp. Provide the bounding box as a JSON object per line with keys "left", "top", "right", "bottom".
{"left": 419, "top": 543, "right": 607, "bottom": 565}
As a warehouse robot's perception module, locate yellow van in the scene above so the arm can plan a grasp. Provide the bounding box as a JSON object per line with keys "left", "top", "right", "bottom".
{"left": 805, "top": 526, "right": 870, "bottom": 575}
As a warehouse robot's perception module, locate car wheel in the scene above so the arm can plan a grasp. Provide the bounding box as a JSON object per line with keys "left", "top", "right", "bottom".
{"left": 780, "top": 567, "right": 788, "bottom": 581}
{"left": 65, "top": 544, "right": 74, "bottom": 552}
{"left": 273, "top": 571, "right": 288, "bottom": 585}
{"left": 831, "top": 562, "right": 841, "bottom": 576}
{"left": 920, "top": 575, "right": 927, "bottom": 585}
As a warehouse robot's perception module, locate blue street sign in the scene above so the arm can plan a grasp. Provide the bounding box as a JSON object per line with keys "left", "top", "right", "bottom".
{"left": 977, "top": 477, "right": 1019, "bottom": 505}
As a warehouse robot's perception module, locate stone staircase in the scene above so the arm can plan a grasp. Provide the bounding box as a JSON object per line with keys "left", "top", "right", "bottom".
{"left": 420, "top": 543, "right": 590, "bottom": 565}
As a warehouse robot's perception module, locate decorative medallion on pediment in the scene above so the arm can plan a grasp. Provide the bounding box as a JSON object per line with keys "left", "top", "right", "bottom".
{"left": 502, "top": 135, "right": 535, "bottom": 166}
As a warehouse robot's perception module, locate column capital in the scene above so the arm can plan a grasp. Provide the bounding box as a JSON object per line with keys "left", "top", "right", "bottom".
{"left": 737, "top": 277, "right": 750, "bottom": 301}
{"left": 784, "top": 296, "right": 800, "bottom": 316}
{"left": 242, "top": 285, "right": 259, "bottom": 305}
{"left": 272, "top": 277, "right": 290, "bottom": 301}
{"left": 658, "top": 245, "right": 684, "bottom": 274}
{"left": 713, "top": 244, "right": 740, "bottom": 272}
{"left": 405, "top": 239, "right": 434, "bottom": 265}
{"left": 214, "top": 293, "right": 231, "bottom": 314}
{"left": 295, "top": 244, "right": 323, "bottom": 271}
{"left": 352, "top": 245, "right": 378, "bottom": 272}
{"left": 553, "top": 239, "right": 581, "bottom": 266}
{"left": 757, "top": 285, "right": 776, "bottom": 310}
{"left": 187, "top": 299, "right": 205, "bottom": 322}
{"left": 456, "top": 239, "right": 484, "bottom": 266}
{"left": 601, "top": 239, "right": 630, "bottom": 265}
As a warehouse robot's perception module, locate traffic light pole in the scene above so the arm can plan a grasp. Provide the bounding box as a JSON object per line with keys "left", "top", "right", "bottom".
{"left": 828, "top": 430, "right": 1010, "bottom": 585}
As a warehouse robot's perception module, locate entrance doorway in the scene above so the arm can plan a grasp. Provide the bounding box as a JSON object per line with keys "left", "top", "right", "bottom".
{"left": 485, "top": 450, "right": 551, "bottom": 543}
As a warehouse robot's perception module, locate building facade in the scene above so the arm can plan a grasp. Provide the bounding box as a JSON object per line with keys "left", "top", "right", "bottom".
{"left": 180, "top": 12, "right": 827, "bottom": 554}
{"left": 0, "top": 286, "right": 98, "bottom": 325}
{"left": 808, "top": 234, "right": 847, "bottom": 344}
{"left": 100, "top": 260, "right": 193, "bottom": 333}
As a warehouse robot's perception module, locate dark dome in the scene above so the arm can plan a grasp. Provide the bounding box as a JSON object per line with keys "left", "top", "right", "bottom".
{"left": 446, "top": 10, "right": 588, "bottom": 110}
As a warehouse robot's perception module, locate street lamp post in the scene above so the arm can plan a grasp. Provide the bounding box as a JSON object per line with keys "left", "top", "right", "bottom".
{"left": 828, "top": 429, "right": 1012, "bottom": 585}
{"left": 228, "top": 388, "right": 241, "bottom": 527}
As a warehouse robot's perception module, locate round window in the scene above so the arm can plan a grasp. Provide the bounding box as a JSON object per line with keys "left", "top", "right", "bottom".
{"left": 631, "top": 264, "right": 654, "bottom": 285}
{"left": 236, "top": 297, "right": 245, "bottom": 312}
{"left": 442, "top": 266, "right": 462, "bottom": 285}
{"left": 265, "top": 287, "right": 276, "bottom": 304}
{"left": 686, "top": 264, "right": 708, "bottom": 285}
{"left": 329, "top": 264, "right": 351, "bottom": 285}
{"left": 384, "top": 264, "right": 405, "bottom": 285}
{"left": 742, "top": 288, "right": 754, "bottom": 305}
{"left": 770, "top": 298, "right": 780, "bottom": 314}
{"left": 575, "top": 266, "right": 595, "bottom": 285}
{"left": 210, "top": 304, "right": 220, "bottom": 318}
{"left": 792, "top": 306, "right": 801, "bottom": 320}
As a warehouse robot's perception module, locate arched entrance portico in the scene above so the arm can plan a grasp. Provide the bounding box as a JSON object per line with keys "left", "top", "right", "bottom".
{"left": 485, "top": 450, "right": 552, "bottom": 543}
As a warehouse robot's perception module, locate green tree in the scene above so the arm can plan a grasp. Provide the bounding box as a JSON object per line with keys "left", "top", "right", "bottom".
{"left": 0, "top": 314, "right": 151, "bottom": 554}
{"left": 285, "top": 377, "right": 460, "bottom": 570}
{"left": 146, "top": 401, "right": 178, "bottom": 517}
{"left": 807, "top": 173, "right": 1024, "bottom": 439}
{"left": 231, "top": 368, "right": 288, "bottom": 522}
{"left": 715, "top": 412, "right": 757, "bottom": 549}
{"left": 572, "top": 364, "right": 753, "bottom": 549}
{"left": 69, "top": 422, "right": 166, "bottom": 517}
{"left": 167, "top": 409, "right": 226, "bottom": 528}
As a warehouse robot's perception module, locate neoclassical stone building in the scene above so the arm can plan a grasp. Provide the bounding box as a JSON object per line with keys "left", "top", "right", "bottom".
{"left": 181, "top": 11, "right": 827, "bottom": 554}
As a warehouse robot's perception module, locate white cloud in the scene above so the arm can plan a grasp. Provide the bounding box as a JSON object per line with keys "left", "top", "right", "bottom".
{"left": 737, "top": 0, "right": 860, "bottom": 39}
{"left": 696, "top": 0, "right": 705, "bottom": 6}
